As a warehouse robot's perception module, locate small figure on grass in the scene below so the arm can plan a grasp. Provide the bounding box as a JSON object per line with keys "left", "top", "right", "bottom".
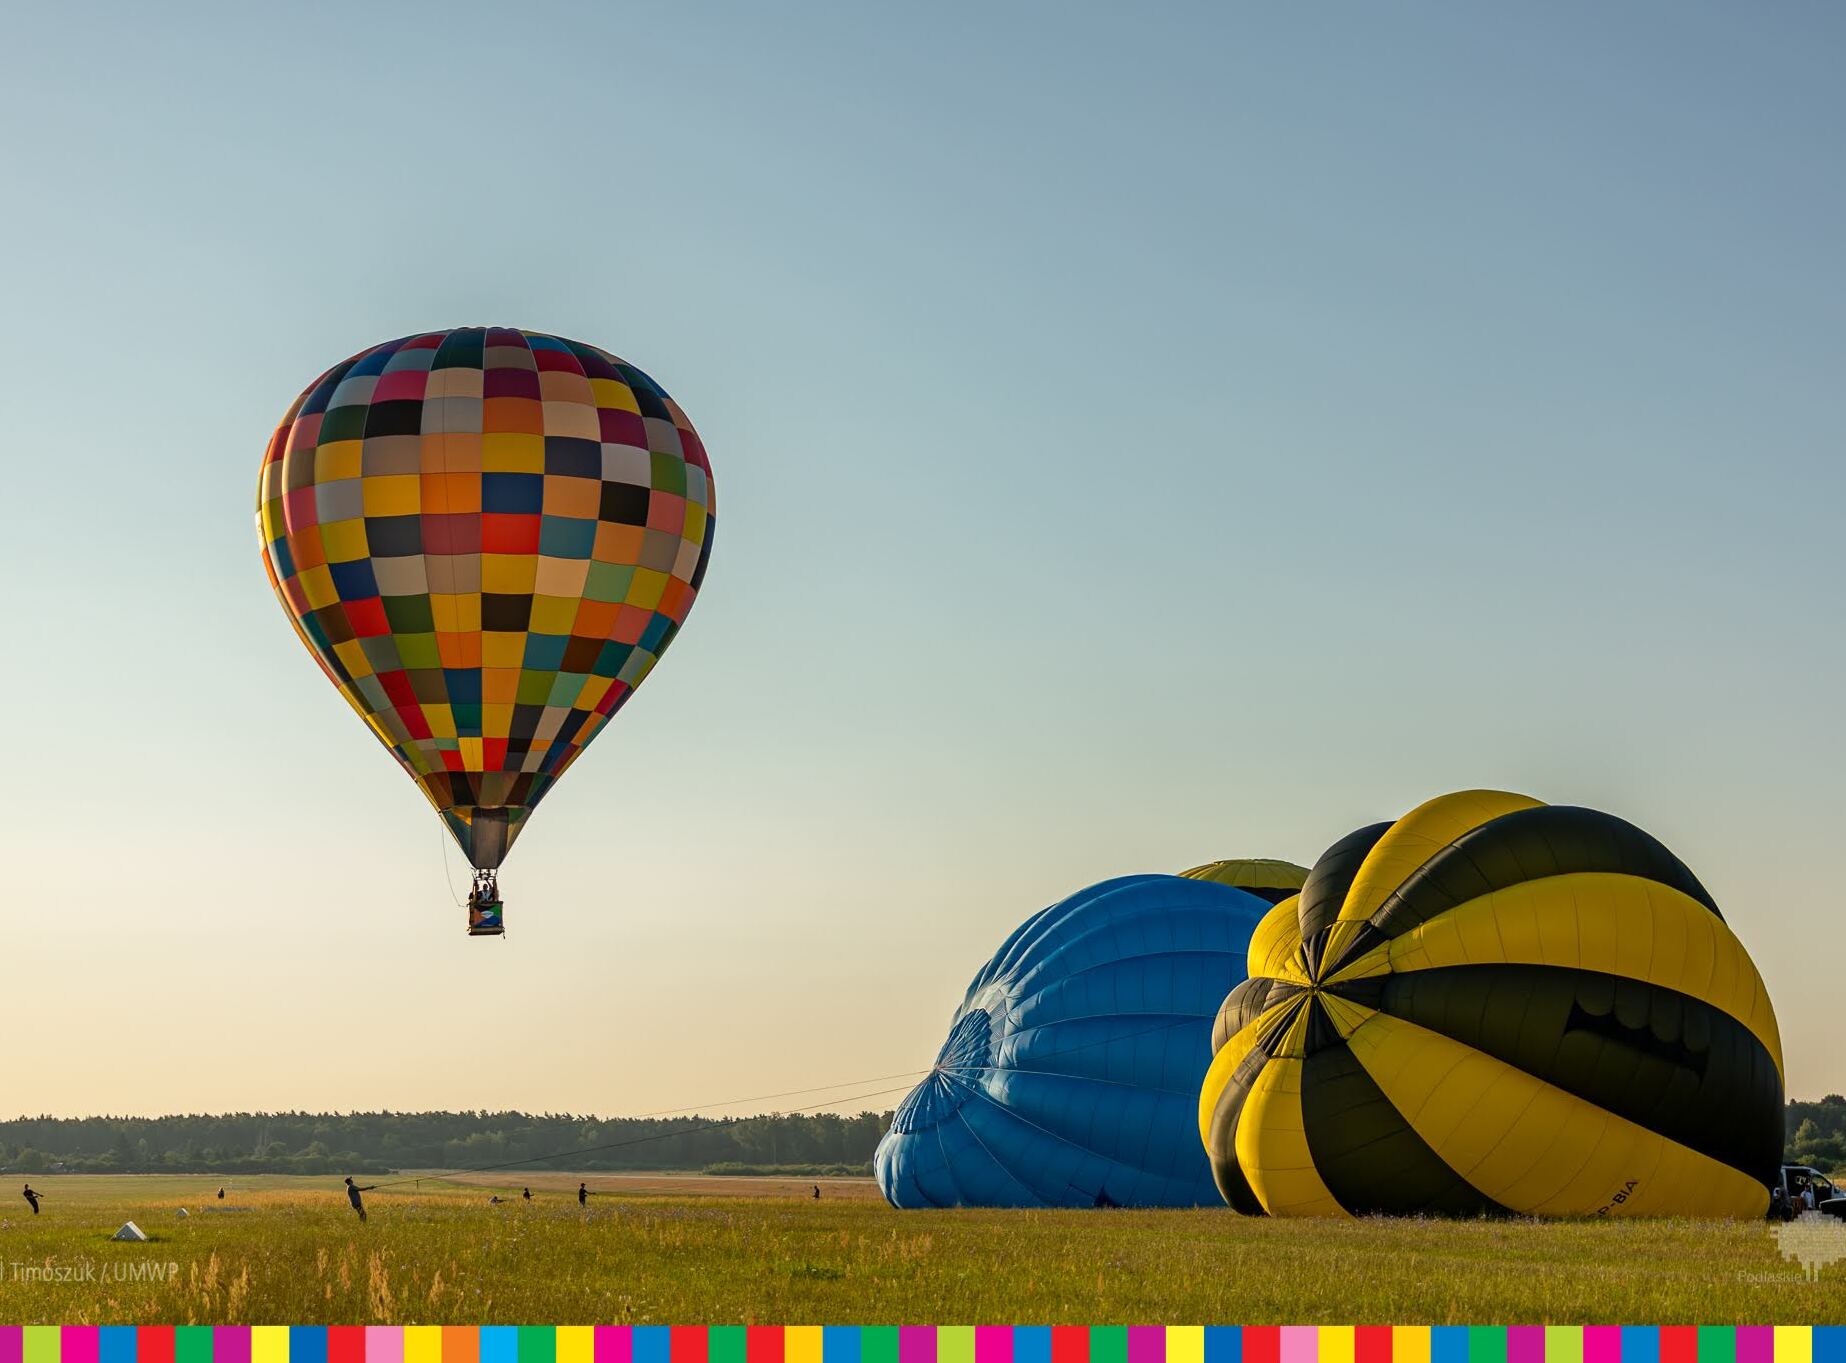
{"left": 344, "top": 1176, "right": 378, "bottom": 1222}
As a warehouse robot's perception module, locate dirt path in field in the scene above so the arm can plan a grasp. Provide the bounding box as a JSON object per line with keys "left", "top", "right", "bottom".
{"left": 408, "top": 1169, "right": 886, "bottom": 1201}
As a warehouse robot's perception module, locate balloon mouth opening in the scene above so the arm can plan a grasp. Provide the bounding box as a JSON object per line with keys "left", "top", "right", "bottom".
{"left": 891, "top": 1009, "right": 995, "bottom": 1134}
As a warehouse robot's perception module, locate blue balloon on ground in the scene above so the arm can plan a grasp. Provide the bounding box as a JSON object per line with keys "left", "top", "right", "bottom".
{"left": 874, "top": 874, "right": 1275, "bottom": 1208}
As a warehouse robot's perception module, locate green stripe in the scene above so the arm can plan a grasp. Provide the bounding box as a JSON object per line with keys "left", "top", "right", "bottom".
{"left": 22, "top": 1329, "right": 58, "bottom": 1363}
{"left": 177, "top": 1329, "right": 214, "bottom": 1363}
{"left": 939, "top": 1330, "right": 975, "bottom": 1363}
{"left": 859, "top": 1330, "right": 899, "bottom": 1363}
{"left": 1469, "top": 1329, "right": 1508, "bottom": 1363}
{"left": 1091, "top": 1329, "right": 1129, "bottom": 1363}
{"left": 709, "top": 1329, "right": 747, "bottom": 1363}
{"left": 1698, "top": 1331, "right": 1737, "bottom": 1363}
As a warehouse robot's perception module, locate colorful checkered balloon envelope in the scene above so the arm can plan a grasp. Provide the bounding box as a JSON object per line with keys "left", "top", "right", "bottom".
{"left": 256, "top": 327, "right": 715, "bottom": 877}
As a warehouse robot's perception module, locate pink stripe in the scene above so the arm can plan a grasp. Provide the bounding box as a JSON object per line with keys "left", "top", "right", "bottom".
{"left": 1281, "top": 1330, "right": 1318, "bottom": 1363}
{"left": 597, "top": 1330, "right": 634, "bottom": 1363}
{"left": 367, "top": 1329, "right": 404, "bottom": 1363}
{"left": 0, "top": 1329, "right": 20, "bottom": 1363}
{"left": 901, "top": 1330, "right": 938, "bottom": 1363}
{"left": 62, "top": 1331, "right": 100, "bottom": 1363}
{"left": 1585, "top": 1331, "right": 1622, "bottom": 1363}
{"left": 977, "top": 1332, "right": 1013, "bottom": 1363}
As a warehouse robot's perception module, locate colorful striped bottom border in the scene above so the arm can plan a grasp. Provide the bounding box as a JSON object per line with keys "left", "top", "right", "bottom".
{"left": 0, "top": 1329, "right": 1842, "bottom": 1363}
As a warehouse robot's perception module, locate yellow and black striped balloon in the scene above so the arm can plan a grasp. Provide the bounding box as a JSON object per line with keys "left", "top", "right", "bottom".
{"left": 1198, "top": 790, "right": 1784, "bottom": 1219}
{"left": 1179, "top": 858, "right": 1310, "bottom": 905}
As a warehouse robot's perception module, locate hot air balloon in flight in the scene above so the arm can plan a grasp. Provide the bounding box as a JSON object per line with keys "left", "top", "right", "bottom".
{"left": 1199, "top": 790, "right": 1784, "bottom": 1218}
{"left": 255, "top": 328, "right": 715, "bottom": 935}
{"left": 875, "top": 873, "right": 1278, "bottom": 1208}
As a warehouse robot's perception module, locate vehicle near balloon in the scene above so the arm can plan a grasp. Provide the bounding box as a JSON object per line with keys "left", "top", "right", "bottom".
{"left": 1198, "top": 790, "right": 1785, "bottom": 1219}
{"left": 1775, "top": 1165, "right": 1846, "bottom": 1221}
{"left": 256, "top": 328, "right": 715, "bottom": 935}
{"left": 876, "top": 863, "right": 1303, "bottom": 1209}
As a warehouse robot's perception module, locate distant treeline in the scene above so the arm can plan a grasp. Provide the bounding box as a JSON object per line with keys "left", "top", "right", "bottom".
{"left": 702, "top": 1162, "right": 872, "bottom": 1178}
{"left": 0, "top": 1110, "right": 891, "bottom": 1176}
{"left": 2, "top": 1099, "right": 1837, "bottom": 1177}
{"left": 1786, "top": 1095, "right": 1846, "bottom": 1172}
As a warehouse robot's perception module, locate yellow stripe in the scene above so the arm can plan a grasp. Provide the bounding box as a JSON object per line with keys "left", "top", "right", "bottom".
{"left": 1339, "top": 789, "right": 1543, "bottom": 928}
{"left": 1320, "top": 1328, "right": 1355, "bottom": 1363}
{"left": 557, "top": 1328, "right": 594, "bottom": 1363}
{"left": 1179, "top": 859, "right": 1310, "bottom": 890}
{"left": 1394, "top": 1330, "right": 1432, "bottom": 1363}
{"left": 253, "top": 1328, "right": 289, "bottom": 1363}
{"left": 1166, "top": 1328, "right": 1205, "bottom": 1363}
{"left": 1199, "top": 995, "right": 1300, "bottom": 1149}
{"left": 404, "top": 1329, "right": 440, "bottom": 1363}
{"left": 1345, "top": 1007, "right": 1770, "bottom": 1217}
{"left": 1334, "top": 871, "right": 1782, "bottom": 1072}
{"left": 1247, "top": 897, "right": 1309, "bottom": 984}
{"left": 786, "top": 1328, "right": 823, "bottom": 1363}
{"left": 1316, "top": 991, "right": 1372, "bottom": 1042}
{"left": 1234, "top": 1053, "right": 1349, "bottom": 1217}
{"left": 1775, "top": 1328, "right": 1812, "bottom": 1363}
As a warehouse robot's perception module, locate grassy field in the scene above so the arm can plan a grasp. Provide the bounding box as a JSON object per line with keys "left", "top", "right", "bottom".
{"left": 0, "top": 1175, "right": 1838, "bottom": 1325}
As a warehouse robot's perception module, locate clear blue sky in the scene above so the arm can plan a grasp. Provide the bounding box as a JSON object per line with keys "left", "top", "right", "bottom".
{"left": 3, "top": 1, "right": 1841, "bottom": 1114}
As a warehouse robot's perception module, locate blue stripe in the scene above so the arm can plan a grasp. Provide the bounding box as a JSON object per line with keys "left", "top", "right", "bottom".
{"left": 1621, "top": 1330, "right": 1659, "bottom": 1363}
{"left": 288, "top": 1330, "right": 327, "bottom": 1363}
{"left": 634, "top": 1328, "right": 671, "bottom": 1363}
{"left": 1204, "top": 1329, "right": 1241, "bottom": 1363}
{"left": 482, "top": 1328, "right": 520, "bottom": 1363}
{"left": 1433, "top": 1328, "right": 1471, "bottom": 1363}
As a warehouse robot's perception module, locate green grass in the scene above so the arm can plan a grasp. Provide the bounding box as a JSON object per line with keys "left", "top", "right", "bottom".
{"left": 0, "top": 1175, "right": 1838, "bottom": 1324}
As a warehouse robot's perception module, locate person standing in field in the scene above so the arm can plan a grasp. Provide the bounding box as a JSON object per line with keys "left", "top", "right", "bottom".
{"left": 522, "top": 1187, "right": 532, "bottom": 1202}
{"left": 344, "top": 1176, "right": 377, "bottom": 1223}
{"left": 812, "top": 1185, "right": 821, "bottom": 1200}
{"left": 21, "top": 1184, "right": 41, "bottom": 1215}
{"left": 577, "top": 1183, "right": 588, "bottom": 1208}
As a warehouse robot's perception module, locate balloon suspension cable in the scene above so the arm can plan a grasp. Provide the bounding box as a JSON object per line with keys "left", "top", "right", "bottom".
{"left": 437, "top": 824, "right": 467, "bottom": 909}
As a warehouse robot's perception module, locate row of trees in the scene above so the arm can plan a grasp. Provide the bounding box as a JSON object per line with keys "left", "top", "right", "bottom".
{"left": 0, "top": 1110, "right": 892, "bottom": 1176}
{"left": 1786, "top": 1095, "right": 1846, "bottom": 1172}
{"left": 3, "top": 1099, "right": 1837, "bottom": 1176}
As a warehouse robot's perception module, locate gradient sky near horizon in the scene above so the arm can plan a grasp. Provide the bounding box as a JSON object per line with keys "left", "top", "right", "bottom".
{"left": 2, "top": 1, "right": 1841, "bottom": 1120}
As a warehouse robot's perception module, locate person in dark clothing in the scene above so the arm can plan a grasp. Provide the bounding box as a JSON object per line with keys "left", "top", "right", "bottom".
{"left": 522, "top": 1187, "right": 532, "bottom": 1202}
{"left": 22, "top": 1184, "right": 41, "bottom": 1215}
{"left": 812, "top": 1185, "right": 821, "bottom": 1200}
{"left": 344, "top": 1176, "right": 377, "bottom": 1222}
{"left": 577, "top": 1183, "right": 588, "bottom": 1207}
{"left": 217, "top": 1188, "right": 225, "bottom": 1200}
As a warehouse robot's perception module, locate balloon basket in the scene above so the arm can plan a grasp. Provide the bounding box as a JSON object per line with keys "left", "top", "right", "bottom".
{"left": 468, "top": 899, "right": 505, "bottom": 937}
